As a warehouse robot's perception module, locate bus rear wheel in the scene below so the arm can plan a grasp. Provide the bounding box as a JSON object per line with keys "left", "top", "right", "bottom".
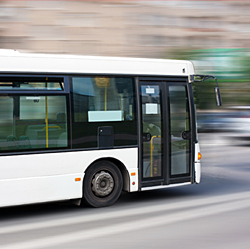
{"left": 83, "top": 160, "right": 123, "bottom": 207}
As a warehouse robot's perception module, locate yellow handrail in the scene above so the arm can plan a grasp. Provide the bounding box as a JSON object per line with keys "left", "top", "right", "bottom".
{"left": 150, "top": 135, "right": 161, "bottom": 177}
{"left": 42, "top": 126, "right": 61, "bottom": 131}
{"left": 94, "top": 77, "right": 110, "bottom": 111}
{"left": 45, "top": 78, "right": 48, "bottom": 148}
{"left": 105, "top": 82, "right": 107, "bottom": 111}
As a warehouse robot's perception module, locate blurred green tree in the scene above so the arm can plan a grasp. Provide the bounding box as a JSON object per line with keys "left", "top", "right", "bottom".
{"left": 165, "top": 48, "right": 250, "bottom": 110}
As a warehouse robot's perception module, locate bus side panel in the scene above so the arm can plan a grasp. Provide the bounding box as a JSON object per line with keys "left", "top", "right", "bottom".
{"left": 0, "top": 174, "right": 83, "bottom": 207}
{"left": 0, "top": 147, "right": 138, "bottom": 207}
{"left": 194, "top": 143, "right": 201, "bottom": 183}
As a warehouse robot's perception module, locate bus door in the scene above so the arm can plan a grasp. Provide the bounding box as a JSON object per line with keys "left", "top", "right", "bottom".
{"left": 168, "top": 83, "right": 192, "bottom": 183}
{"left": 139, "top": 78, "right": 193, "bottom": 188}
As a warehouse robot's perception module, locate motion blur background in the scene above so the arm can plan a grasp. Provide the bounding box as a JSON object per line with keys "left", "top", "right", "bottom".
{"left": 1, "top": 0, "right": 250, "bottom": 138}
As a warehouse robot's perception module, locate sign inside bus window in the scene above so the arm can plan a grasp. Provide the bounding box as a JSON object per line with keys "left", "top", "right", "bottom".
{"left": 146, "top": 103, "right": 158, "bottom": 114}
{"left": 26, "top": 97, "right": 41, "bottom": 100}
{"left": 146, "top": 87, "right": 155, "bottom": 94}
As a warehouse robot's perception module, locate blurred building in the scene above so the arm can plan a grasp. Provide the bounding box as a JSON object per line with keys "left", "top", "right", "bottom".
{"left": 0, "top": 0, "right": 250, "bottom": 57}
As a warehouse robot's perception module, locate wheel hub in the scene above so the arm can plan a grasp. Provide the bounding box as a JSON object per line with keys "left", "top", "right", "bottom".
{"left": 92, "top": 171, "right": 114, "bottom": 197}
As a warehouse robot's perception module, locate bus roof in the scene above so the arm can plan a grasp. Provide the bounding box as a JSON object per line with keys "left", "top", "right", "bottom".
{"left": 0, "top": 50, "right": 195, "bottom": 76}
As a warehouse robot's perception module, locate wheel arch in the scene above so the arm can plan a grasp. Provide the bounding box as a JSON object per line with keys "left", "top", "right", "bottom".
{"left": 84, "top": 157, "right": 130, "bottom": 192}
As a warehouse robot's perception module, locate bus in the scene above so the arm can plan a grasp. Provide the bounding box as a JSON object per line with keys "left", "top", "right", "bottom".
{"left": 0, "top": 50, "right": 221, "bottom": 208}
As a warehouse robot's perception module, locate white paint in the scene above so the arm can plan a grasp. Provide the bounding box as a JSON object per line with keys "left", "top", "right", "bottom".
{"left": 195, "top": 142, "right": 201, "bottom": 183}
{"left": 128, "top": 168, "right": 138, "bottom": 192}
{"left": 0, "top": 51, "right": 195, "bottom": 76}
{"left": 0, "top": 174, "right": 83, "bottom": 207}
{"left": 141, "top": 182, "right": 191, "bottom": 191}
{"left": 1, "top": 191, "right": 250, "bottom": 235}
{"left": 0, "top": 147, "right": 138, "bottom": 207}
{"left": 195, "top": 162, "right": 201, "bottom": 183}
{"left": 1, "top": 191, "right": 250, "bottom": 249}
{"left": 195, "top": 142, "right": 201, "bottom": 162}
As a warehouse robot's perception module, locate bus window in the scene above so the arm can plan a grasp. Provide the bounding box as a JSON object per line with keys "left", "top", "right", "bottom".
{"left": 0, "top": 77, "right": 64, "bottom": 91}
{"left": 72, "top": 76, "right": 137, "bottom": 149}
{"left": 0, "top": 95, "right": 68, "bottom": 151}
{"left": 141, "top": 85, "right": 163, "bottom": 178}
{"left": 169, "top": 85, "right": 190, "bottom": 176}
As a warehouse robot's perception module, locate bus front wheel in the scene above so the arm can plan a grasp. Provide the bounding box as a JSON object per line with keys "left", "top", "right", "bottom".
{"left": 83, "top": 160, "right": 123, "bottom": 207}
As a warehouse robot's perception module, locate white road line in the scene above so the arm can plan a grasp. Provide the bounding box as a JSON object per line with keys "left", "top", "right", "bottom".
{"left": 1, "top": 191, "right": 250, "bottom": 235}
{"left": 1, "top": 197, "right": 250, "bottom": 249}
{"left": 0, "top": 191, "right": 250, "bottom": 235}
{"left": 0, "top": 191, "right": 250, "bottom": 234}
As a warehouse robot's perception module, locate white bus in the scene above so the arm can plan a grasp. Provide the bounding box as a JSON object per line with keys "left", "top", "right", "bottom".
{"left": 0, "top": 50, "right": 220, "bottom": 208}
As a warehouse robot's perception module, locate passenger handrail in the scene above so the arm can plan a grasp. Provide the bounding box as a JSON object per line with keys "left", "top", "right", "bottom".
{"left": 150, "top": 135, "right": 161, "bottom": 177}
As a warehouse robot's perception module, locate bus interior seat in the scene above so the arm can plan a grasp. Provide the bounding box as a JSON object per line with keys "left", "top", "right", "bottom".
{"left": 18, "top": 135, "right": 31, "bottom": 149}
{"left": 25, "top": 124, "right": 63, "bottom": 148}
{"left": 56, "top": 112, "right": 66, "bottom": 122}
{"left": 56, "top": 113, "right": 66, "bottom": 129}
{"left": 56, "top": 132, "right": 68, "bottom": 147}
{"left": 6, "top": 135, "right": 18, "bottom": 149}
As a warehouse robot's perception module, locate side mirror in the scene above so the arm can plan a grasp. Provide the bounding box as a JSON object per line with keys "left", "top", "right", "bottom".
{"left": 214, "top": 87, "right": 222, "bottom": 106}
{"left": 192, "top": 75, "right": 222, "bottom": 107}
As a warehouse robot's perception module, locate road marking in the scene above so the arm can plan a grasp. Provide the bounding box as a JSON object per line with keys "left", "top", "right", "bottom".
{"left": 1, "top": 191, "right": 250, "bottom": 249}
{"left": 1, "top": 197, "right": 250, "bottom": 249}
{"left": 0, "top": 191, "right": 250, "bottom": 236}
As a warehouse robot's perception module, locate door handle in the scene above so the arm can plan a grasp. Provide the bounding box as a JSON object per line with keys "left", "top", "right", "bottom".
{"left": 182, "top": 131, "right": 191, "bottom": 140}
{"left": 142, "top": 133, "right": 151, "bottom": 142}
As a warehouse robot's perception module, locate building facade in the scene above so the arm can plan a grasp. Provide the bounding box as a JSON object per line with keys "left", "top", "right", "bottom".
{"left": 0, "top": 0, "right": 250, "bottom": 58}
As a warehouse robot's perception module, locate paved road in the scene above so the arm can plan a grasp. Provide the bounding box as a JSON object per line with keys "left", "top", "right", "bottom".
{"left": 1, "top": 133, "right": 250, "bottom": 249}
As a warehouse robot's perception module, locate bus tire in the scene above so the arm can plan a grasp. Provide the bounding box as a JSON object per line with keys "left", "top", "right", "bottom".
{"left": 83, "top": 160, "right": 123, "bottom": 207}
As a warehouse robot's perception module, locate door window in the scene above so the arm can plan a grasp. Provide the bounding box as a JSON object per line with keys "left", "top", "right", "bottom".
{"left": 141, "top": 85, "right": 163, "bottom": 178}
{"left": 169, "top": 85, "right": 190, "bottom": 176}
